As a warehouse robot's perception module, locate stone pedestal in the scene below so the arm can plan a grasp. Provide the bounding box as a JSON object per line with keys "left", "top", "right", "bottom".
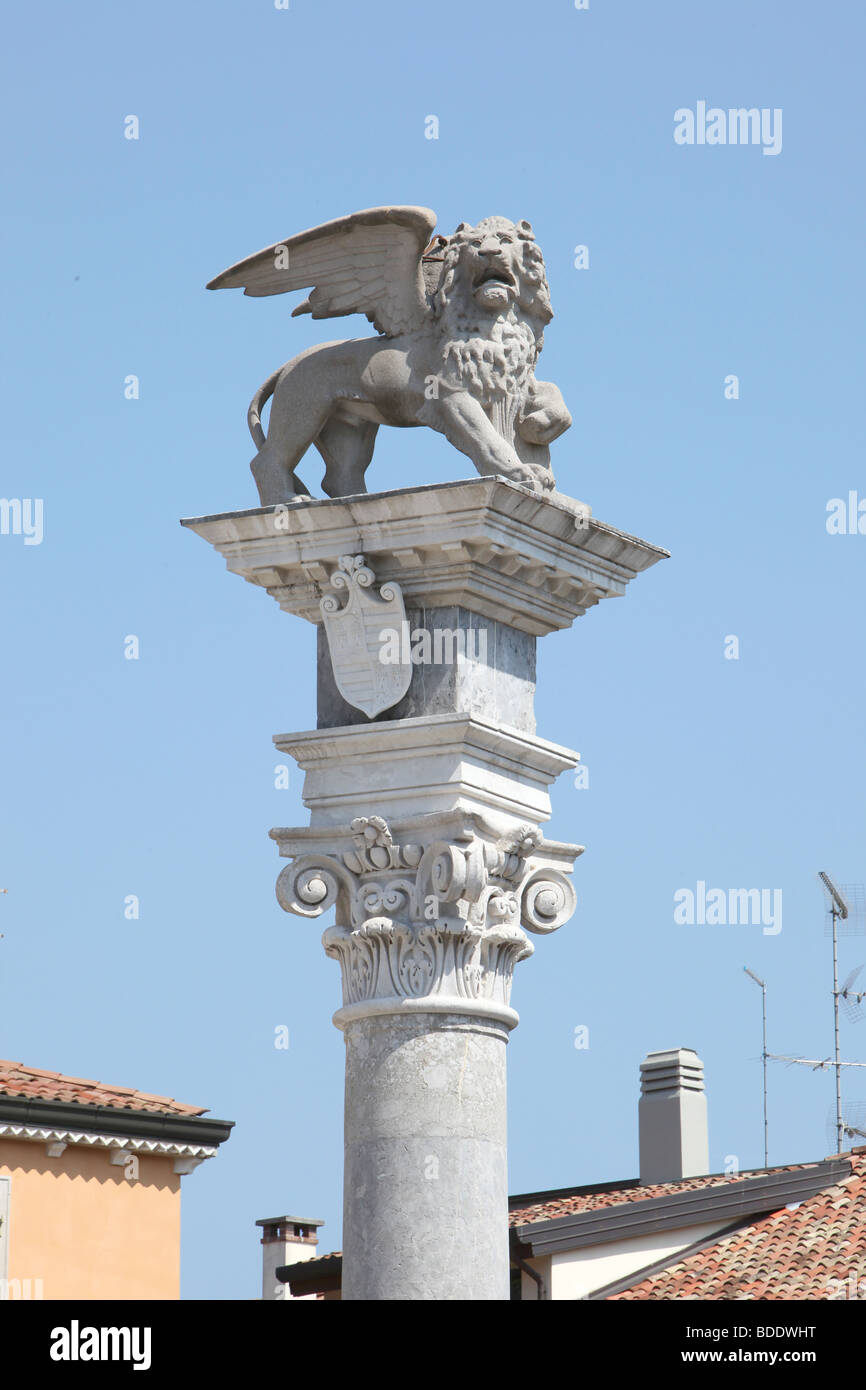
{"left": 182, "top": 477, "right": 666, "bottom": 1301}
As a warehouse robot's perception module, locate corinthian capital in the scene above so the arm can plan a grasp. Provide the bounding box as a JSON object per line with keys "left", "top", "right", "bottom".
{"left": 272, "top": 812, "right": 581, "bottom": 1028}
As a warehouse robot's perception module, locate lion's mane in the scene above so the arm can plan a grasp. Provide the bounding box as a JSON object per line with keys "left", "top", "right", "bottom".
{"left": 433, "top": 218, "right": 553, "bottom": 431}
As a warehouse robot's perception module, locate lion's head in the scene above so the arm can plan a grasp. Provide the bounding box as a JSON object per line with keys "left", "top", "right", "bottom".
{"left": 435, "top": 217, "right": 553, "bottom": 330}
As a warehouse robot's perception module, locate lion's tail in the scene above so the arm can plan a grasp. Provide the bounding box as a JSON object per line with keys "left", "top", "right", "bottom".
{"left": 247, "top": 367, "right": 283, "bottom": 449}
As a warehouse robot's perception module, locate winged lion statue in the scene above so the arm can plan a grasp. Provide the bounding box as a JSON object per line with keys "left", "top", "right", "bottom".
{"left": 207, "top": 206, "right": 573, "bottom": 503}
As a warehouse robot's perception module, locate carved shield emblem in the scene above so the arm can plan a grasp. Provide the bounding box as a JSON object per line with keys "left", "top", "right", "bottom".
{"left": 320, "top": 555, "right": 411, "bottom": 718}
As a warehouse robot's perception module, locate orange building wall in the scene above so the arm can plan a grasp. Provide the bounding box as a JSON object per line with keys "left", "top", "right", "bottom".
{"left": 0, "top": 1139, "right": 182, "bottom": 1300}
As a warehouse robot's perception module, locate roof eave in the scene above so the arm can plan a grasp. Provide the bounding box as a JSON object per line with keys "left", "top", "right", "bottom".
{"left": 0, "top": 1093, "right": 234, "bottom": 1147}
{"left": 516, "top": 1159, "right": 853, "bottom": 1257}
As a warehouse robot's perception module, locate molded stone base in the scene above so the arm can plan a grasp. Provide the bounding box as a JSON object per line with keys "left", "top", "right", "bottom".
{"left": 273, "top": 712, "right": 577, "bottom": 829}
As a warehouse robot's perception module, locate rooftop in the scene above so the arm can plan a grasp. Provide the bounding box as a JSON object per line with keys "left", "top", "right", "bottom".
{"left": 0, "top": 1059, "right": 208, "bottom": 1117}
{"left": 507, "top": 1162, "right": 819, "bottom": 1225}
{"left": 277, "top": 1150, "right": 866, "bottom": 1299}
{"left": 609, "top": 1148, "right": 866, "bottom": 1300}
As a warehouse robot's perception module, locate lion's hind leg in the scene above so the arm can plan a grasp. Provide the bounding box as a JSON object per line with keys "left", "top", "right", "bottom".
{"left": 314, "top": 416, "right": 379, "bottom": 499}
{"left": 250, "top": 447, "right": 312, "bottom": 504}
{"left": 250, "top": 358, "right": 336, "bottom": 505}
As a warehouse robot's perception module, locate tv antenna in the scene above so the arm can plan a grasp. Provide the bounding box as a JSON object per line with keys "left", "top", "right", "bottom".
{"left": 743, "top": 966, "right": 769, "bottom": 1166}
{"left": 825, "top": 1101, "right": 866, "bottom": 1152}
{"left": 768, "top": 874, "right": 866, "bottom": 1155}
{"left": 770, "top": 1054, "right": 866, "bottom": 1070}
{"left": 838, "top": 965, "right": 866, "bottom": 1024}
{"left": 819, "top": 872, "right": 866, "bottom": 1152}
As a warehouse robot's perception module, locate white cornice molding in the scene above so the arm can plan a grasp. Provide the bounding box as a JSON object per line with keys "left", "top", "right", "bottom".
{"left": 181, "top": 479, "right": 668, "bottom": 636}
{"left": 0, "top": 1122, "right": 217, "bottom": 1161}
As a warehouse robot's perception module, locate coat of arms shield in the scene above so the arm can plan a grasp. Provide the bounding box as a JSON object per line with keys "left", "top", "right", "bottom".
{"left": 320, "top": 555, "right": 411, "bottom": 718}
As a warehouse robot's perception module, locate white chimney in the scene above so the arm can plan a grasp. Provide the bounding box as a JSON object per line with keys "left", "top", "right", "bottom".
{"left": 256, "top": 1215, "right": 324, "bottom": 1301}
{"left": 639, "top": 1048, "right": 709, "bottom": 1185}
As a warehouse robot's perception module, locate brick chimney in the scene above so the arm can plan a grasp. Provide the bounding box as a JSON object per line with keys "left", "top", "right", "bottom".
{"left": 639, "top": 1048, "right": 709, "bottom": 1185}
{"left": 256, "top": 1215, "right": 324, "bottom": 1301}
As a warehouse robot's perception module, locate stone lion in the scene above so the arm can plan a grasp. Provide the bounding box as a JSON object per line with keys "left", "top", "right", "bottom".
{"left": 207, "top": 206, "right": 572, "bottom": 503}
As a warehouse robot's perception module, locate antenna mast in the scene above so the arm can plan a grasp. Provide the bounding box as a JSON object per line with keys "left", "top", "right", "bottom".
{"left": 744, "top": 966, "right": 768, "bottom": 1166}
{"left": 765, "top": 874, "right": 866, "bottom": 1153}
{"left": 819, "top": 871, "right": 851, "bottom": 1153}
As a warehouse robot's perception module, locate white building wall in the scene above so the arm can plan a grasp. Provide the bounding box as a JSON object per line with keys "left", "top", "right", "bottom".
{"left": 549, "top": 1220, "right": 729, "bottom": 1299}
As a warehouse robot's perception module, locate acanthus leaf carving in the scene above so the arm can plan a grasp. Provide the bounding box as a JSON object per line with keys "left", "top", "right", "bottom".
{"left": 276, "top": 814, "right": 576, "bottom": 1013}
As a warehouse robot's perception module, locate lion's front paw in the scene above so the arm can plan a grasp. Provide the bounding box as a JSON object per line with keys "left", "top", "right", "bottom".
{"left": 499, "top": 461, "right": 549, "bottom": 494}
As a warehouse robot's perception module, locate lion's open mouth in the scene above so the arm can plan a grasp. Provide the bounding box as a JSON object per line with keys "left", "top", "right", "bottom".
{"left": 474, "top": 267, "right": 516, "bottom": 290}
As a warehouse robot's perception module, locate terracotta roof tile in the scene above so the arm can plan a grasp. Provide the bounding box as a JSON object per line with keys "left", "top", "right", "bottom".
{"left": 0, "top": 1060, "right": 207, "bottom": 1117}
{"left": 610, "top": 1152, "right": 866, "bottom": 1300}
{"left": 508, "top": 1163, "right": 816, "bottom": 1226}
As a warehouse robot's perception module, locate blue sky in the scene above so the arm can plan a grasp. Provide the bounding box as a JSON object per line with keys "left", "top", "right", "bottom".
{"left": 2, "top": 0, "right": 865, "bottom": 1298}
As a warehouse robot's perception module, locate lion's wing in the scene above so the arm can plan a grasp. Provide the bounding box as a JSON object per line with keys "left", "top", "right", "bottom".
{"left": 207, "top": 206, "right": 437, "bottom": 337}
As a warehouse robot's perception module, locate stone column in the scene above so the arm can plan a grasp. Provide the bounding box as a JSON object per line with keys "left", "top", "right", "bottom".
{"left": 271, "top": 750, "right": 577, "bottom": 1300}
{"left": 341, "top": 1012, "right": 510, "bottom": 1300}
{"left": 183, "top": 477, "right": 666, "bottom": 1301}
